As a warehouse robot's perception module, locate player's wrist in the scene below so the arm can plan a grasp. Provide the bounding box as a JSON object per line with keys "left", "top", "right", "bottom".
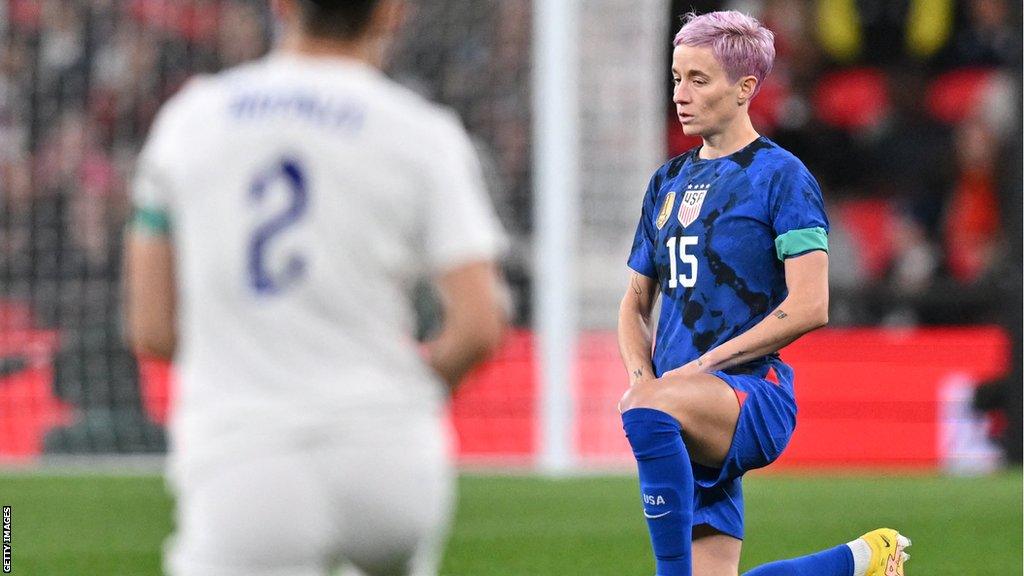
{"left": 693, "top": 354, "right": 718, "bottom": 373}
{"left": 627, "top": 365, "right": 654, "bottom": 386}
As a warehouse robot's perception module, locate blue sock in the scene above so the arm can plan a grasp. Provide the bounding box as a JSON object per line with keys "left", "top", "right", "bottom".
{"left": 743, "top": 544, "right": 854, "bottom": 576}
{"left": 622, "top": 408, "right": 693, "bottom": 576}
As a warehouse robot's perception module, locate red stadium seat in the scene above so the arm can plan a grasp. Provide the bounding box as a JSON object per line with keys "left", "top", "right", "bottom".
{"left": 925, "top": 67, "right": 997, "bottom": 124}
{"left": 833, "top": 198, "right": 897, "bottom": 280}
{"left": 0, "top": 300, "right": 70, "bottom": 459}
{"left": 813, "top": 67, "right": 889, "bottom": 130}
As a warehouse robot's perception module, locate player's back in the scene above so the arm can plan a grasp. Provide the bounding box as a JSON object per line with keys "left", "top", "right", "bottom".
{"left": 136, "top": 54, "right": 500, "bottom": 449}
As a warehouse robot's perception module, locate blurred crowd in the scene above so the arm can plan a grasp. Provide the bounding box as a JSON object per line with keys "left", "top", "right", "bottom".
{"left": 671, "top": 0, "right": 1022, "bottom": 327}
{"left": 1, "top": 0, "right": 268, "bottom": 295}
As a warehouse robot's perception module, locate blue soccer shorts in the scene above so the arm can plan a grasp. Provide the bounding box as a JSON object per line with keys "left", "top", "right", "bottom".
{"left": 690, "top": 360, "right": 797, "bottom": 540}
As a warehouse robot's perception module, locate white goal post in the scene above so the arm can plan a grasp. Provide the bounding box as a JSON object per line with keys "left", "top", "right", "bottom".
{"left": 532, "top": 0, "right": 668, "bottom": 473}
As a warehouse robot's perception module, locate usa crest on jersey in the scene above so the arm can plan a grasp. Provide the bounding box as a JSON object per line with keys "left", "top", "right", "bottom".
{"left": 677, "top": 183, "right": 710, "bottom": 228}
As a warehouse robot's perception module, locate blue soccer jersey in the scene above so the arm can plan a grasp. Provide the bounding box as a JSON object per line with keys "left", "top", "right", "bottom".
{"left": 628, "top": 136, "right": 829, "bottom": 378}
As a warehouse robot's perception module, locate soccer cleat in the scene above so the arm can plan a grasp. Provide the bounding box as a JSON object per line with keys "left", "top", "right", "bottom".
{"left": 860, "top": 528, "right": 911, "bottom": 576}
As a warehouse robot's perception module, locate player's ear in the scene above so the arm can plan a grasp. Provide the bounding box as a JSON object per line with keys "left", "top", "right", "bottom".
{"left": 737, "top": 75, "right": 757, "bottom": 106}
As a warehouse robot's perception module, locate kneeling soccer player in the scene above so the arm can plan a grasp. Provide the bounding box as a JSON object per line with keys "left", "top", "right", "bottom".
{"left": 617, "top": 10, "right": 910, "bottom": 576}
{"left": 125, "top": 1, "right": 508, "bottom": 574}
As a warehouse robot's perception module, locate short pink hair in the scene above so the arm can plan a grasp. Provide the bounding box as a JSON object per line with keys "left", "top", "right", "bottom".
{"left": 673, "top": 11, "right": 775, "bottom": 98}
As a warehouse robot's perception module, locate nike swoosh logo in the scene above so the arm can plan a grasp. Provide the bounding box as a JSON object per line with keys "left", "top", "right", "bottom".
{"left": 644, "top": 510, "right": 672, "bottom": 519}
{"left": 880, "top": 535, "right": 891, "bottom": 547}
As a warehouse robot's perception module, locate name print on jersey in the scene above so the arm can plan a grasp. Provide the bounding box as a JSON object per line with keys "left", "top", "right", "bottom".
{"left": 230, "top": 91, "right": 366, "bottom": 132}
{"left": 677, "top": 183, "right": 710, "bottom": 228}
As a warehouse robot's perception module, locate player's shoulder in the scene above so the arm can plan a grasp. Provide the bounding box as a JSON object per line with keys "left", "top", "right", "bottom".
{"left": 140, "top": 72, "right": 221, "bottom": 158}
{"left": 366, "top": 81, "right": 475, "bottom": 162}
{"left": 174, "top": 56, "right": 285, "bottom": 113}
{"left": 367, "top": 77, "right": 468, "bottom": 144}
{"left": 736, "top": 137, "right": 811, "bottom": 176}
{"left": 166, "top": 55, "right": 275, "bottom": 115}
{"left": 730, "top": 138, "right": 819, "bottom": 194}
{"left": 151, "top": 75, "right": 215, "bottom": 124}
{"left": 652, "top": 147, "right": 701, "bottom": 185}
{"left": 153, "top": 55, "right": 279, "bottom": 130}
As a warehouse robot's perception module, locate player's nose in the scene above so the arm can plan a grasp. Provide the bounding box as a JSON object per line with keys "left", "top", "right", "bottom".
{"left": 673, "top": 83, "right": 690, "bottom": 104}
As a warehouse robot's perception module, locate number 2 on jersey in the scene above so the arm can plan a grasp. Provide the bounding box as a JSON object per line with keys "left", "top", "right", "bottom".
{"left": 248, "top": 158, "right": 308, "bottom": 295}
{"left": 666, "top": 236, "right": 698, "bottom": 288}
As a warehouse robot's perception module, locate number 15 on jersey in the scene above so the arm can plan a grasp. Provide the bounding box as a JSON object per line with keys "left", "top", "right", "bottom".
{"left": 666, "top": 236, "right": 698, "bottom": 289}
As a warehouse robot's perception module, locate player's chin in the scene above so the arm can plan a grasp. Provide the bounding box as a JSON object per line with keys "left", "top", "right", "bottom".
{"left": 679, "top": 122, "right": 701, "bottom": 137}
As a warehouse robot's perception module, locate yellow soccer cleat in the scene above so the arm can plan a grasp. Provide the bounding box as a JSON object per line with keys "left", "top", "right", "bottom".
{"left": 860, "top": 528, "right": 911, "bottom": 576}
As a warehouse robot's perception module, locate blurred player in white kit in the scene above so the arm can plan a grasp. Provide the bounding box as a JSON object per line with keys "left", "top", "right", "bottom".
{"left": 123, "top": 1, "right": 508, "bottom": 574}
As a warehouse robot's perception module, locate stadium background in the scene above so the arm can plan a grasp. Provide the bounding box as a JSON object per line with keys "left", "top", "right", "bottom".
{"left": 0, "top": 0, "right": 1020, "bottom": 574}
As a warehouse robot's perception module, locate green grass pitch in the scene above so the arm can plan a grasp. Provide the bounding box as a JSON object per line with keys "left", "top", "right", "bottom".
{"left": 0, "top": 470, "right": 1019, "bottom": 575}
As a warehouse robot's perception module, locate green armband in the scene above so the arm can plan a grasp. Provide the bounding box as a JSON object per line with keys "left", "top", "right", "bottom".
{"left": 775, "top": 227, "right": 828, "bottom": 261}
{"left": 130, "top": 207, "right": 172, "bottom": 236}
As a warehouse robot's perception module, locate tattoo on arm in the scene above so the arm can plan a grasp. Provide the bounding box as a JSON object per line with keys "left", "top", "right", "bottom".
{"left": 632, "top": 368, "right": 644, "bottom": 381}
{"left": 774, "top": 309, "right": 788, "bottom": 319}
{"left": 731, "top": 350, "right": 746, "bottom": 358}
{"left": 631, "top": 274, "right": 643, "bottom": 297}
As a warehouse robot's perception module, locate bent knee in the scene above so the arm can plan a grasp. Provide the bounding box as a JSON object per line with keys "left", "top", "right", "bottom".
{"left": 617, "top": 375, "right": 714, "bottom": 422}
{"left": 618, "top": 379, "right": 670, "bottom": 414}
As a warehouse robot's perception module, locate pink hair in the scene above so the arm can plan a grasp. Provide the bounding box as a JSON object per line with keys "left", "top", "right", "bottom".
{"left": 673, "top": 11, "right": 775, "bottom": 98}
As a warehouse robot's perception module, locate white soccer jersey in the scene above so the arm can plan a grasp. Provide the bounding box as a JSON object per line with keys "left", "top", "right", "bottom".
{"left": 132, "top": 53, "right": 505, "bottom": 477}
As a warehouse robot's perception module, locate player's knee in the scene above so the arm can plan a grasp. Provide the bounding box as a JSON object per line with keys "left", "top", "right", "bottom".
{"left": 618, "top": 379, "right": 658, "bottom": 413}
{"left": 618, "top": 377, "right": 682, "bottom": 416}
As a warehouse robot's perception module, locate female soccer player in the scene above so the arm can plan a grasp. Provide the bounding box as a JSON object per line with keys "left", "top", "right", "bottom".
{"left": 618, "top": 11, "right": 910, "bottom": 576}
{"left": 125, "top": 1, "right": 507, "bottom": 574}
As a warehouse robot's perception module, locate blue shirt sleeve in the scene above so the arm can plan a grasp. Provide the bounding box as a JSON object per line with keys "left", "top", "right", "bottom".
{"left": 627, "top": 173, "right": 660, "bottom": 278}
{"left": 766, "top": 159, "right": 830, "bottom": 260}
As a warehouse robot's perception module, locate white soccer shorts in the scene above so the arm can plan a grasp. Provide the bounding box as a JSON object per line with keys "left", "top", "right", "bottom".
{"left": 165, "top": 413, "right": 455, "bottom": 576}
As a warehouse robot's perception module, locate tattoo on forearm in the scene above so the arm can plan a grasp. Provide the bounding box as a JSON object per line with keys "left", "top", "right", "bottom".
{"left": 731, "top": 350, "right": 746, "bottom": 358}
{"left": 695, "top": 358, "right": 704, "bottom": 367}
{"left": 774, "top": 310, "right": 788, "bottom": 319}
{"left": 632, "top": 368, "right": 643, "bottom": 381}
